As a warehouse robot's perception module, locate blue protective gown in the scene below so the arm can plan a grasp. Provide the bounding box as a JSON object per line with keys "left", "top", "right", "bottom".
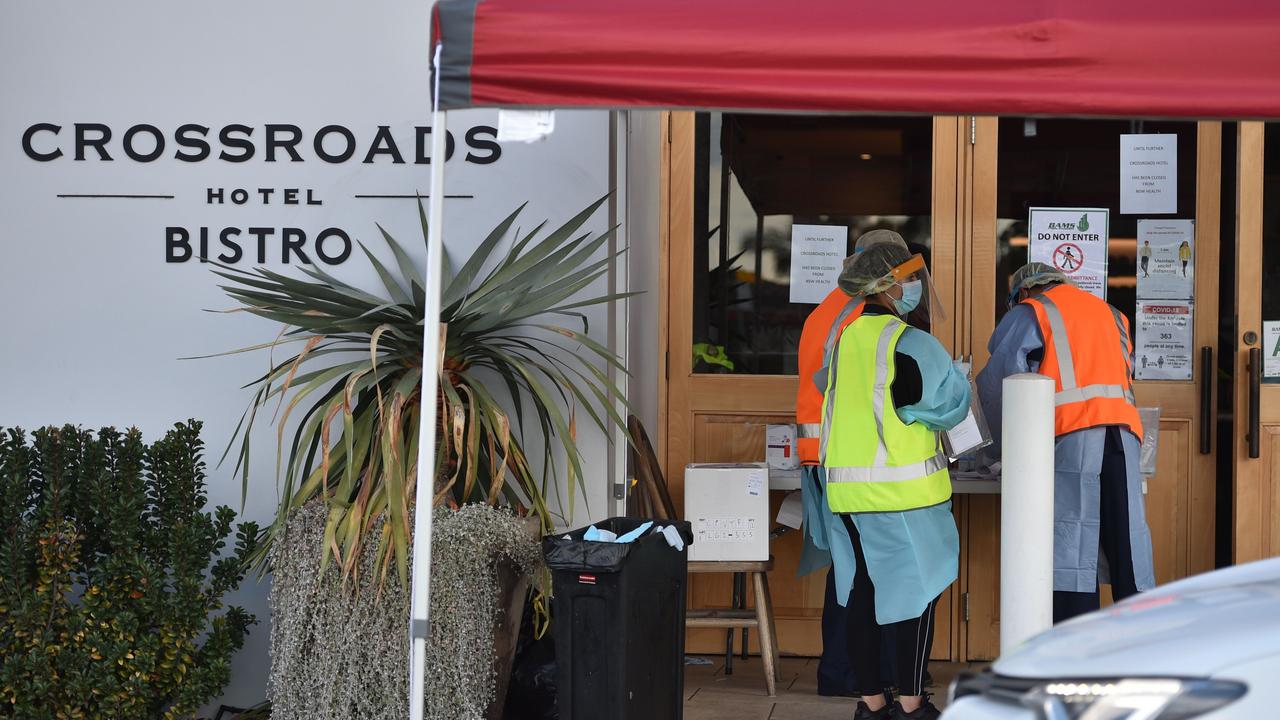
{"left": 975, "top": 304, "right": 1156, "bottom": 594}
{"left": 803, "top": 322, "right": 970, "bottom": 625}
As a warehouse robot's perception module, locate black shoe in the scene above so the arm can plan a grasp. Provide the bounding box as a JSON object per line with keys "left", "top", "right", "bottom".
{"left": 892, "top": 698, "right": 942, "bottom": 720}
{"left": 853, "top": 700, "right": 893, "bottom": 720}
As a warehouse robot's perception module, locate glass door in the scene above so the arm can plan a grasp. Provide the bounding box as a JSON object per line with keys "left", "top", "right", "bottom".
{"left": 964, "top": 118, "right": 1223, "bottom": 660}
{"left": 1233, "top": 122, "right": 1280, "bottom": 563}
{"left": 665, "top": 112, "right": 964, "bottom": 660}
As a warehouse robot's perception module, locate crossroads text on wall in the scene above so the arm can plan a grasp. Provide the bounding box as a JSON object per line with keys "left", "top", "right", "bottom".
{"left": 20, "top": 121, "right": 503, "bottom": 264}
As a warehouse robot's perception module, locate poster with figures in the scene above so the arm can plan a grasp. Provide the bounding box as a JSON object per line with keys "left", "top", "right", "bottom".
{"left": 1135, "top": 301, "right": 1194, "bottom": 380}
{"left": 1028, "top": 207, "right": 1110, "bottom": 300}
{"left": 1136, "top": 219, "right": 1194, "bottom": 300}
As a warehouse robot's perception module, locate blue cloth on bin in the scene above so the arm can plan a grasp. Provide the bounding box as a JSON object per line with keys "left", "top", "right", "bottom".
{"left": 584, "top": 521, "right": 654, "bottom": 544}
{"left": 583, "top": 525, "right": 617, "bottom": 542}
{"left": 615, "top": 521, "right": 654, "bottom": 544}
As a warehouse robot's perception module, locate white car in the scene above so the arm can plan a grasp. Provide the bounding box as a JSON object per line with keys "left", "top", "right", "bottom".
{"left": 944, "top": 557, "right": 1280, "bottom": 719}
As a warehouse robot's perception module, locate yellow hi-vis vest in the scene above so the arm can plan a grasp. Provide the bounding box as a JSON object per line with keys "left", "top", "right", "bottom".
{"left": 820, "top": 313, "right": 951, "bottom": 513}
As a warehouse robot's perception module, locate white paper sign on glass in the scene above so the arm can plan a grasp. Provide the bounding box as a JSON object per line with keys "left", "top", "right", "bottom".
{"left": 1265, "top": 321, "right": 1280, "bottom": 379}
{"left": 789, "top": 224, "right": 848, "bottom": 304}
{"left": 1135, "top": 301, "right": 1194, "bottom": 381}
{"left": 497, "top": 110, "right": 556, "bottom": 142}
{"left": 1028, "top": 207, "right": 1110, "bottom": 300}
{"left": 1121, "top": 134, "right": 1178, "bottom": 214}
{"left": 1136, "top": 219, "right": 1195, "bottom": 300}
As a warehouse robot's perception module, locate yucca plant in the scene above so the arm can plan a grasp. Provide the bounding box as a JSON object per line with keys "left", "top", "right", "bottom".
{"left": 205, "top": 197, "right": 630, "bottom": 585}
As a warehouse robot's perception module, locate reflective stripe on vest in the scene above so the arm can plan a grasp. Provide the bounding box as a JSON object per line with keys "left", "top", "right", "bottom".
{"left": 798, "top": 423, "right": 822, "bottom": 439}
{"left": 1029, "top": 292, "right": 1133, "bottom": 409}
{"left": 812, "top": 298, "right": 862, "bottom": 394}
{"left": 1022, "top": 285, "right": 1143, "bottom": 439}
{"left": 821, "top": 314, "right": 951, "bottom": 513}
{"left": 828, "top": 453, "right": 949, "bottom": 484}
{"left": 1109, "top": 306, "right": 1138, "bottom": 404}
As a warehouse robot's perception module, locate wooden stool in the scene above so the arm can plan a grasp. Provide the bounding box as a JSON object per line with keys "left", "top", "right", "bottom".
{"left": 685, "top": 558, "right": 781, "bottom": 696}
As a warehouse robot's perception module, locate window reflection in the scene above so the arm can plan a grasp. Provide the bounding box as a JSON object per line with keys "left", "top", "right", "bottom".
{"left": 692, "top": 113, "right": 933, "bottom": 375}
{"left": 994, "top": 119, "right": 1198, "bottom": 327}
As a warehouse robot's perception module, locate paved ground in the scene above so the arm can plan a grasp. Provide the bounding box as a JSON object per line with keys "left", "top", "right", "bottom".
{"left": 683, "top": 656, "right": 978, "bottom": 719}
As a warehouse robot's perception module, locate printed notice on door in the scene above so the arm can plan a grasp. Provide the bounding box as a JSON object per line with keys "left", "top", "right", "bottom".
{"left": 1136, "top": 219, "right": 1194, "bottom": 300}
{"left": 1029, "top": 207, "right": 1110, "bottom": 300}
{"left": 1121, "top": 134, "right": 1177, "bottom": 214}
{"left": 1135, "top": 301, "right": 1193, "bottom": 381}
{"left": 1265, "top": 322, "right": 1280, "bottom": 379}
{"left": 790, "top": 224, "right": 848, "bottom": 304}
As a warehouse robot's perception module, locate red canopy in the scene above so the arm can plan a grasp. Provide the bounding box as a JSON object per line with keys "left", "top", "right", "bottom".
{"left": 432, "top": 0, "right": 1280, "bottom": 119}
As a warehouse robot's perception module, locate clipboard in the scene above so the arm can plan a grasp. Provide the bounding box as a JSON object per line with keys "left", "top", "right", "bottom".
{"left": 943, "top": 375, "right": 992, "bottom": 461}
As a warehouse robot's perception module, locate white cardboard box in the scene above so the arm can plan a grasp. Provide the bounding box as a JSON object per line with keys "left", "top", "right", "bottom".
{"left": 684, "top": 463, "right": 770, "bottom": 562}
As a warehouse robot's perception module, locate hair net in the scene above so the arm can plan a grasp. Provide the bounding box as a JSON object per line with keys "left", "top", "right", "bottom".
{"left": 842, "top": 229, "right": 908, "bottom": 276}
{"left": 1008, "top": 262, "right": 1069, "bottom": 307}
{"left": 839, "top": 242, "right": 912, "bottom": 297}
{"left": 853, "top": 229, "right": 908, "bottom": 253}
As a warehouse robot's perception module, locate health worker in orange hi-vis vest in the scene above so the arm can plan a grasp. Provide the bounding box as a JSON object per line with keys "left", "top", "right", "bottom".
{"left": 976, "top": 262, "right": 1155, "bottom": 623}
{"left": 795, "top": 229, "right": 906, "bottom": 700}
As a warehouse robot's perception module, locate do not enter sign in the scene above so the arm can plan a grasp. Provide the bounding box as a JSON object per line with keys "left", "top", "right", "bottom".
{"left": 1028, "top": 207, "right": 1110, "bottom": 300}
{"left": 1052, "top": 242, "right": 1085, "bottom": 274}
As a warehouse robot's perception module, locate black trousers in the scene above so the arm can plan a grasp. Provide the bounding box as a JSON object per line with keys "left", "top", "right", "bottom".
{"left": 1052, "top": 426, "right": 1142, "bottom": 623}
{"left": 840, "top": 515, "right": 939, "bottom": 697}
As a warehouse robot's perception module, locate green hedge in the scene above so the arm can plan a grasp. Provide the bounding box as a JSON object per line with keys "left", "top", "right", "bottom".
{"left": 0, "top": 421, "right": 257, "bottom": 719}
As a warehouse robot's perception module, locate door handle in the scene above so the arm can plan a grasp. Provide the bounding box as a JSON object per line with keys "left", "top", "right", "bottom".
{"left": 1248, "top": 347, "right": 1261, "bottom": 459}
{"left": 1199, "top": 346, "right": 1212, "bottom": 454}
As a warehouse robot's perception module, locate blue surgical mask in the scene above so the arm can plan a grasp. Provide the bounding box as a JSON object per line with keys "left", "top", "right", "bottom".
{"left": 893, "top": 279, "right": 923, "bottom": 315}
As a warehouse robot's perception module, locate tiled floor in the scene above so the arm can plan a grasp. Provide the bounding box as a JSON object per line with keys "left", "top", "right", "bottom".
{"left": 683, "top": 656, "right": 979, "bottom": 719}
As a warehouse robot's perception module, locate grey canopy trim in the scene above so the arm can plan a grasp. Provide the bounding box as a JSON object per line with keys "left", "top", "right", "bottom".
{"left": 433, "top": 0, "right": 479, "bottom": 110}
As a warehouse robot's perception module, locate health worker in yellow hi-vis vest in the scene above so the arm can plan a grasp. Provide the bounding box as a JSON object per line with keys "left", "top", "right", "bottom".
{"left": 977, "top": 262, "right": 1155, "bottom": 624}
{"left": 820, "top": 243, "right": 970, "bottom": 720}
{"left": 796, "top": 229, "right": 908, "bottom": 699}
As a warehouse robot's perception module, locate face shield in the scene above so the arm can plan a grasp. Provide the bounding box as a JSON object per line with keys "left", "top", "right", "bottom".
{"left": 880, "top": 253, "right": 946, "bottom": 330}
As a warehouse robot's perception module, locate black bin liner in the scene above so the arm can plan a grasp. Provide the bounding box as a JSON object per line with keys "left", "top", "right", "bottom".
{"left": 541, "top": 517, "right": 693, "bottom": 720}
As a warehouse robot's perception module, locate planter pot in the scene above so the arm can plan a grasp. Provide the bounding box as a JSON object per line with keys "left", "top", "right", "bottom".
{"left": 269, "top": 501, "right": 542, "bottom": 720}
{"left": 486, "top": 557, "right": 533, "bottom": 719}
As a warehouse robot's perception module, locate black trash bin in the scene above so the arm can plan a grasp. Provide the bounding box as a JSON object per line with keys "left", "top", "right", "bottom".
{"left": 542, "top": 517, "right": 693, "bottom": 720}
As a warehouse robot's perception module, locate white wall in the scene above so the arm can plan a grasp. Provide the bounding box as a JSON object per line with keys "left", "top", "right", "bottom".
{"left": 625, "top": 113, "right": 665, "bottom": 444}
{"left": 0, "top": 0, "right": 619, "bottom": 710}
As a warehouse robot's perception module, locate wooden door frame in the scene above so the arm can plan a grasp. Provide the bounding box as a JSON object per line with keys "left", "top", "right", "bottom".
{"left": 1233, "top": 121, "right": 1272, "bottom": 563}
{"left": 660, "top": 112, "right": 964, "bottom": 490}
{"left": 961, "top": 119, "right": 1223, "bottom": 660}
{"left": 659, "top": 111, "right": 966, "bottom": 659}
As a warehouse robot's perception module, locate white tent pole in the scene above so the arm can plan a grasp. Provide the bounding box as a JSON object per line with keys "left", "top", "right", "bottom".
{"left": 999, "top": 373, "right": 1056, "bottom": 654}
{"left": 408, "top": 40, "right": 448, "bottom": 720}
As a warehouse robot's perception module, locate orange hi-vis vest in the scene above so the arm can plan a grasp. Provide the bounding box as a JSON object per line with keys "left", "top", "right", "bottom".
{"left": 797, "top": 288, "right": 863, "bottom": 465}
{"left": 1023, "top": 284, "right": 1143, "bottom": 440}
